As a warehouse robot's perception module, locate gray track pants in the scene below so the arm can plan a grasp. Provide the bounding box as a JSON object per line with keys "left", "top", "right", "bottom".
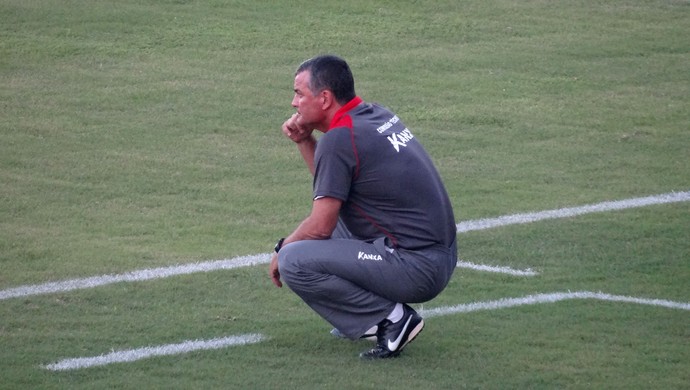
{"left": 278, "top": 225, "right": 457, "bottom": 339}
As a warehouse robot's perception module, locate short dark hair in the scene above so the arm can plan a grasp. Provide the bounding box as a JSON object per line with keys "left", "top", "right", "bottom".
{"left": 296, "top": 55, "right": 356, "bottom": 105}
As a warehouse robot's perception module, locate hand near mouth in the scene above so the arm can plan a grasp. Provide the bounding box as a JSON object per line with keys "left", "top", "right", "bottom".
{"left": 282, "top": 113, "right": 314, "bottom": 143}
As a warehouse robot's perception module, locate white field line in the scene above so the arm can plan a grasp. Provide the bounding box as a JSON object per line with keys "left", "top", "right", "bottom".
{"left": 457, "top": 260, "right": 538, "bottom": 276}
{"left": 43, "top": 333, "right": 266, "bottom": 371}
{"left": 0, "top": 254, "right": 270, "bottom": 301}
{"left": 456, "top": 190, "right": 690, "bottom": 233}
{"left": 2, "top": 190, "right": 688, "bottom": 301}
{"left": 44, "top": 291, "right": 690, "bottom": 371}
{"left": 419, "top": 291, "right": 690, "bottom": 318}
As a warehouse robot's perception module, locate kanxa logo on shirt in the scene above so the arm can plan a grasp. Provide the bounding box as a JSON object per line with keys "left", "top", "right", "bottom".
{"left": 357, "top": 251, "right": 383, "bottom": 261}
{"left": 387, "top": 128, "right": 415, "bottom": 152}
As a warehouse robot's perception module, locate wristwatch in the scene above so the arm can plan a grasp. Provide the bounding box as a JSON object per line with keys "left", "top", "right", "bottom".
{"left": 274, "top": 237, "right": 286, "bottom": 253}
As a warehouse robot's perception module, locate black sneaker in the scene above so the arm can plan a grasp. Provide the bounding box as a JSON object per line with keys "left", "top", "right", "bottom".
{"left": 359, "top": 304, "right": 424, "bottom": 359}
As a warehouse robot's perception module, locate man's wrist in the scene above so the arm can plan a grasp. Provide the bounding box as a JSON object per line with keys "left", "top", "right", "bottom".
{"left": 295, "top": 133, "right": 315, "bottom": 145}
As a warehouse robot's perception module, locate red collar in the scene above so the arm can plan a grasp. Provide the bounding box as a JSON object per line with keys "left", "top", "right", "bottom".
{"left": 328, "top": 96, "right": 363, "bottom": 131}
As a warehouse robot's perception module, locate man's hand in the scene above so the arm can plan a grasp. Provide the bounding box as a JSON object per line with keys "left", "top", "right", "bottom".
{"left": 269, "top": 253, "right": 282, "bottom": 288}
{"left": 282, "top": 113, "right": 313, "bottom": 143}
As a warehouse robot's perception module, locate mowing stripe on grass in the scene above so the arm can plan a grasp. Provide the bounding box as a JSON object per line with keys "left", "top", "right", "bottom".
{"left": 419, "top": 291, "right": 690, "bottom": 318}
{"left": 43, "top": 291, "right": 690, "bottom": 371}
{"left": 43, "top": 333, "right": 266, "bottom": 371}
{"left": 457, "top": 260, "right": 538, "bottom": 276}
{"left": 2, "top": 190, "right": 688, "bottom": 301}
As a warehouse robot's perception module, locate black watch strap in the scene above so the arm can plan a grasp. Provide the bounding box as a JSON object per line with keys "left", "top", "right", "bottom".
{"left": 274, "top": 237, "right": 286, "bottom": 253}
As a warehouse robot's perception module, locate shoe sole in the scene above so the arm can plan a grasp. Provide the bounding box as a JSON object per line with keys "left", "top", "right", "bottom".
{"left": 399, "top": 318, "right": 424, "bottom": 352}
{"left": 330, "top": 327, "right": 378, "bottom": 341}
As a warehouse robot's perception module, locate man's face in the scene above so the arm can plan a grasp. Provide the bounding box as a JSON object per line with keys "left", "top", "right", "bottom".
{"left": 292, "top": 71, "right": 325, "bottom": 129}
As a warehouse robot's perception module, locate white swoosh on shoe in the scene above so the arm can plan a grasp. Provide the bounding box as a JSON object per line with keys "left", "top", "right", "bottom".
{"left": 387, "top": 316, "right": 413, "bottom": 351}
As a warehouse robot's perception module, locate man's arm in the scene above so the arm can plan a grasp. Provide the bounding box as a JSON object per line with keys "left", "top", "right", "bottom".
{"left": 295, "top": 136, "right": 316, "bottom": 176}
{"left": 269, "top": 196, "right": 342, "bottom": 288}
{"left": 285, "top": 196, "right": 341, "bottom": 243}
{"left": 282, "top": 113, "right": 317, "bottom": 175}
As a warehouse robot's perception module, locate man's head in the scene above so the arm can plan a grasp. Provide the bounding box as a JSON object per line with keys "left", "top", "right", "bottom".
{"left": 291, "top": 55, "right": 356, "bottom": 132}
{"left": 295, "top": 55, "right": 356, "bottom": 105}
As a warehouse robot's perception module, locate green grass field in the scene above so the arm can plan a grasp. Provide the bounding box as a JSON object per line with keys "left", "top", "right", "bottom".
{"left": 1, "top": 0, "right": 689, "bottom": 388}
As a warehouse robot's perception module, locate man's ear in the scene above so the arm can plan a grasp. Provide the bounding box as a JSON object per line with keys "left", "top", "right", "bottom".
{"left": 320, "top": 90, "right": 335, "bottom": 110}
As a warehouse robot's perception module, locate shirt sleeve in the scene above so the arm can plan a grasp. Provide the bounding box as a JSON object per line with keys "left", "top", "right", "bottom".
{"left": 312, "top": 128, "right": 356, "bottom": 202}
